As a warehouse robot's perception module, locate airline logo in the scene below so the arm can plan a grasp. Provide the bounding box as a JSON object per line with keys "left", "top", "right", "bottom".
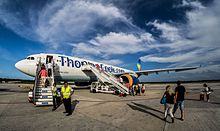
{"left": 137, "top": 59, "right": 141, "bottom": 71}
{"left": 58, "top": 56, "right": 125, "bottom": 73}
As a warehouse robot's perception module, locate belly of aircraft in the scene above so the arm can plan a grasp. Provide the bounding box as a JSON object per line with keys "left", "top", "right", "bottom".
{"left": 54, "top": 68, "right": 97, "bottom": 82}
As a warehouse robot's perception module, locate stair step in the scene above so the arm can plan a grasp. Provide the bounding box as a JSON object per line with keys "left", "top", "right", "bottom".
{"left": 35, "top": 96, "right": 53, "bottom": 99}
{"left": 36, "top": 90, "right": 52, "bottom": 93}
{"left": 35, "top": 88, "right": 52, "bottom": 93}
{"left": 36, "top": 85, "right": 44, "bottom": 87}
{"left": 36, "top": 88, "right": 52, "bottom": 91}
{"left": 35, "top": 99, "right": 53, "bottom": 102}
{"left": 35, "top": 92, "right": 52, "bottom": 96}
{"left": 28, "top": 91, "right": 33, "bottom": 97}
{"left": 36, "top": 101, "right": 53, "bottom": 106}
{"left": 36, "top": 84, "right": 44, "bottom": 86}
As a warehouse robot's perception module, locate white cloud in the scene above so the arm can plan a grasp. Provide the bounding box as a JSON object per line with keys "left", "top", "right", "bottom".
{"left": 140, "top": 51, "right": 198, "bottom": 63}
{"left": 141, "top": 0, "right": 220, "bottom": 74}
{"left": 36, "top": 0, "right": 138, "bottom": 48}
{"left": 0, "top": 0, "right": 139, "bottom": 49}
{"left": 147, "top": 20, "right": 181, "bottom": 42}
{"left": 99, "top": 59, "right": 123, "bottom": 65}
{"left": 72, "top": 32, "right": 155, "bottom": 57}
{"left": 139, "top": 0, "right": 220, "bottom": 79}
{"left": 1, "top": 0, "right": 220, "bottom": 78}
{"left": 1, "top": 0, "right": 154, "bottom": 67}
{"left": 174, "top": 0, "right": 205, "bottom": 9}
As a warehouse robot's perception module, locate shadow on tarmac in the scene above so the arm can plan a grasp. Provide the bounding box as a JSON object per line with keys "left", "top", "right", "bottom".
{"left": 186, "top": 98, "right": 220, "bottom": 105}
{"left": 131, "top": 102, "right": 164, "bottom": 114}
{"left": 70, "top": 100, "right": 79, "bottom": 114}
{"left": 185, "top": 98, "right": 201, "bottom": 101}
{"left": 210, "top": 102, "right": 220, "bottom": 105}
{"left": 52, "top": 99, "right": 79, "bottom": 115}
{"left": 127, "top": 102, "right": 169, "bottom": 123}
{"left": 0, "top": 88, "right": 28, "bottom": 93}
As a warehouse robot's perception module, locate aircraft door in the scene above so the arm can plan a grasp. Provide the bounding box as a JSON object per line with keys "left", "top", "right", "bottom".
{"left": 46, "top": 55, "right": 53, "bottom": 64}
{"left": 46, "top": 55, "right": 54, "bottom": 77}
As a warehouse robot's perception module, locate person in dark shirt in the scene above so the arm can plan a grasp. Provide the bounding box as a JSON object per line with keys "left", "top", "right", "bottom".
{"left": 173, "top": 81, "right": 186, "bottom": 121}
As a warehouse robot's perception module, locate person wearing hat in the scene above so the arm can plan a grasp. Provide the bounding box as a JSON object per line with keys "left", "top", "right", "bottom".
{"left": 61, "top": 81, "right": 73, "bottom": 116}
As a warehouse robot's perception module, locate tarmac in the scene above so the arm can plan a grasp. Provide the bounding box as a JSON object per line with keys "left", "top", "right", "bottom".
{"left": 0, "top": 82, "right": 220, "bottom": 131}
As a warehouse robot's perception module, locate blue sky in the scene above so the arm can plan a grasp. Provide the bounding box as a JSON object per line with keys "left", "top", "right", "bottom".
{"left": 0, "top": 0, "right": 220, "bottom": 81}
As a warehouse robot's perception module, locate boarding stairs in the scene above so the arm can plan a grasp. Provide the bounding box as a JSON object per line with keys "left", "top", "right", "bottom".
{"left": 82, "top": 65, "right": 129, "bottom": 94}
{"left": 32, "top": 59, "right": 55, "bottom": 106}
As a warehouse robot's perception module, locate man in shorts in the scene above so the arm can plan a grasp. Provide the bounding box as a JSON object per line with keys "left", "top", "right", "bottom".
{"left": 173, "top": 81, "right": 186, "bottom": 121}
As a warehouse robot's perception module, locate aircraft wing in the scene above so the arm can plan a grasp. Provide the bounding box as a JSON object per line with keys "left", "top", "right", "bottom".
{"left": 113, "top": 66, "right": 200, "bottom": 76}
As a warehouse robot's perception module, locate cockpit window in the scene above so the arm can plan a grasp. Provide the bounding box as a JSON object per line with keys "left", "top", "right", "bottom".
{"left": 26, "top": 57, "right": 35, "bottom": 60}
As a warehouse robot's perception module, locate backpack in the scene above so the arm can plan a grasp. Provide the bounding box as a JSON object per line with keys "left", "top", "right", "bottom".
{"left": 160, "top": 95, "right": 166, "bottom": 104}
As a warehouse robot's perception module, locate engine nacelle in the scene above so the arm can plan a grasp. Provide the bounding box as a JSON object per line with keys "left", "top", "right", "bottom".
{"left": 121, "top": 74, "right": 139, "bottom": 87}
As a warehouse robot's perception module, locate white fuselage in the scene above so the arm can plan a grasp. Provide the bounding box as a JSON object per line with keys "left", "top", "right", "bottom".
{"left": 15, "top": 53, "right": 133, "bottom": 82}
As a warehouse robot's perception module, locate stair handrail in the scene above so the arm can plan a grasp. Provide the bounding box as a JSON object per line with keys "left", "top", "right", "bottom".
{"left": 33, "top": 57, "right": 42, "bottom": 104}
{"left": 93, "top": 67, "right": 129, "bottom": 94}
{"left": 104, "top": 71, "right": 129, "bottom": 93}
{"left": 50, "top": 60, "right": 55, "bottom": 86}
{"left": 83, "top": 65, "right": 129, "bottom": 94}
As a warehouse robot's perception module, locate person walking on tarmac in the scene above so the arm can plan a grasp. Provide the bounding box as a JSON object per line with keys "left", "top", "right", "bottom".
{"left": 61, "top": 81, "right": 73, "bottom": 116}
{"left": 173, "top": 81, "right": 186, "bottom": 121}
{"left": 203, "top": 83, "right": 213, "bottom": 102}
{"left": 162, "top": 85, "right": 176, "bottom": 123}
{"left": 52, "top": 82, "right": 57, "bottom": 111}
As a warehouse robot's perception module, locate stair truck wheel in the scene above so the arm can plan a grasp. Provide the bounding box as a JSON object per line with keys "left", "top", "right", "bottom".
{"left": 92, "top": 89, "right": 96, "bottom": 93}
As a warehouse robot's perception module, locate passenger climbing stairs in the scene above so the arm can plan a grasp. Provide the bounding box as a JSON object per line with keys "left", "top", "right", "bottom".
{"left": 31, "top": 59, "right": 55, "bottom": 106}
{"left": 34, "top": 79, "right": 53, "bottom": 106}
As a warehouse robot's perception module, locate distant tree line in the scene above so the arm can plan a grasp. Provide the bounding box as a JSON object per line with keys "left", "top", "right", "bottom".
{"left": 140, "top": 79, "right": 220, "bottom": 84}
{"left": 1, "top": 78, "right": 219, "bottom": 84}
{"left": 0, "top": 78, "right": 34, "bottom": 84}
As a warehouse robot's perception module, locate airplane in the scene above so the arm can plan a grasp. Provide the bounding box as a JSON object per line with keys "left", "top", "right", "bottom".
{"left": 15, "top": 53, "right": 199, "bottom": 86}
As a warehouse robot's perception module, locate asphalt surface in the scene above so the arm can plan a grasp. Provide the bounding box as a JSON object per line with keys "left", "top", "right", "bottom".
{"left": 0, "top": 83, "right": 220, "bottom": 131}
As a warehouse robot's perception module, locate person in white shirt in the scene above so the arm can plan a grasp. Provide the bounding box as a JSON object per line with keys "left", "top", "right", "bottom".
{"left": 203, "top": 83, "right": 212, "bottom": 102}
{"left": 47, "top": 59, "right": 53, "bottom": 77}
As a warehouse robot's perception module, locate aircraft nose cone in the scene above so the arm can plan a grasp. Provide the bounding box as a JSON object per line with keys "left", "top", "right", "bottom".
{"left": 15, "top": 61, "right": 22, "bottom": 71}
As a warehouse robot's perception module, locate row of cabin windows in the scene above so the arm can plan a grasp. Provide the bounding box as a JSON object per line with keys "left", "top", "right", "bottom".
{"left": 26, "top": 57, "right": 63, "bottom": 63}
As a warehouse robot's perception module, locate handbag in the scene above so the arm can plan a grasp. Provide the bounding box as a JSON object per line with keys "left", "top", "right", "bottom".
{"left": 160, "top": 95, "right": 166, "bottom": 104}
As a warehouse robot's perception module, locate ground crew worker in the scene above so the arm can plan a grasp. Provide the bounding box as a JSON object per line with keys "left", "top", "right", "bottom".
{"left": 61, "top": 81, "right": 73, "bottom": 116}
{"left": 52, "top": 82, "right": 57, "bottom": 111}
